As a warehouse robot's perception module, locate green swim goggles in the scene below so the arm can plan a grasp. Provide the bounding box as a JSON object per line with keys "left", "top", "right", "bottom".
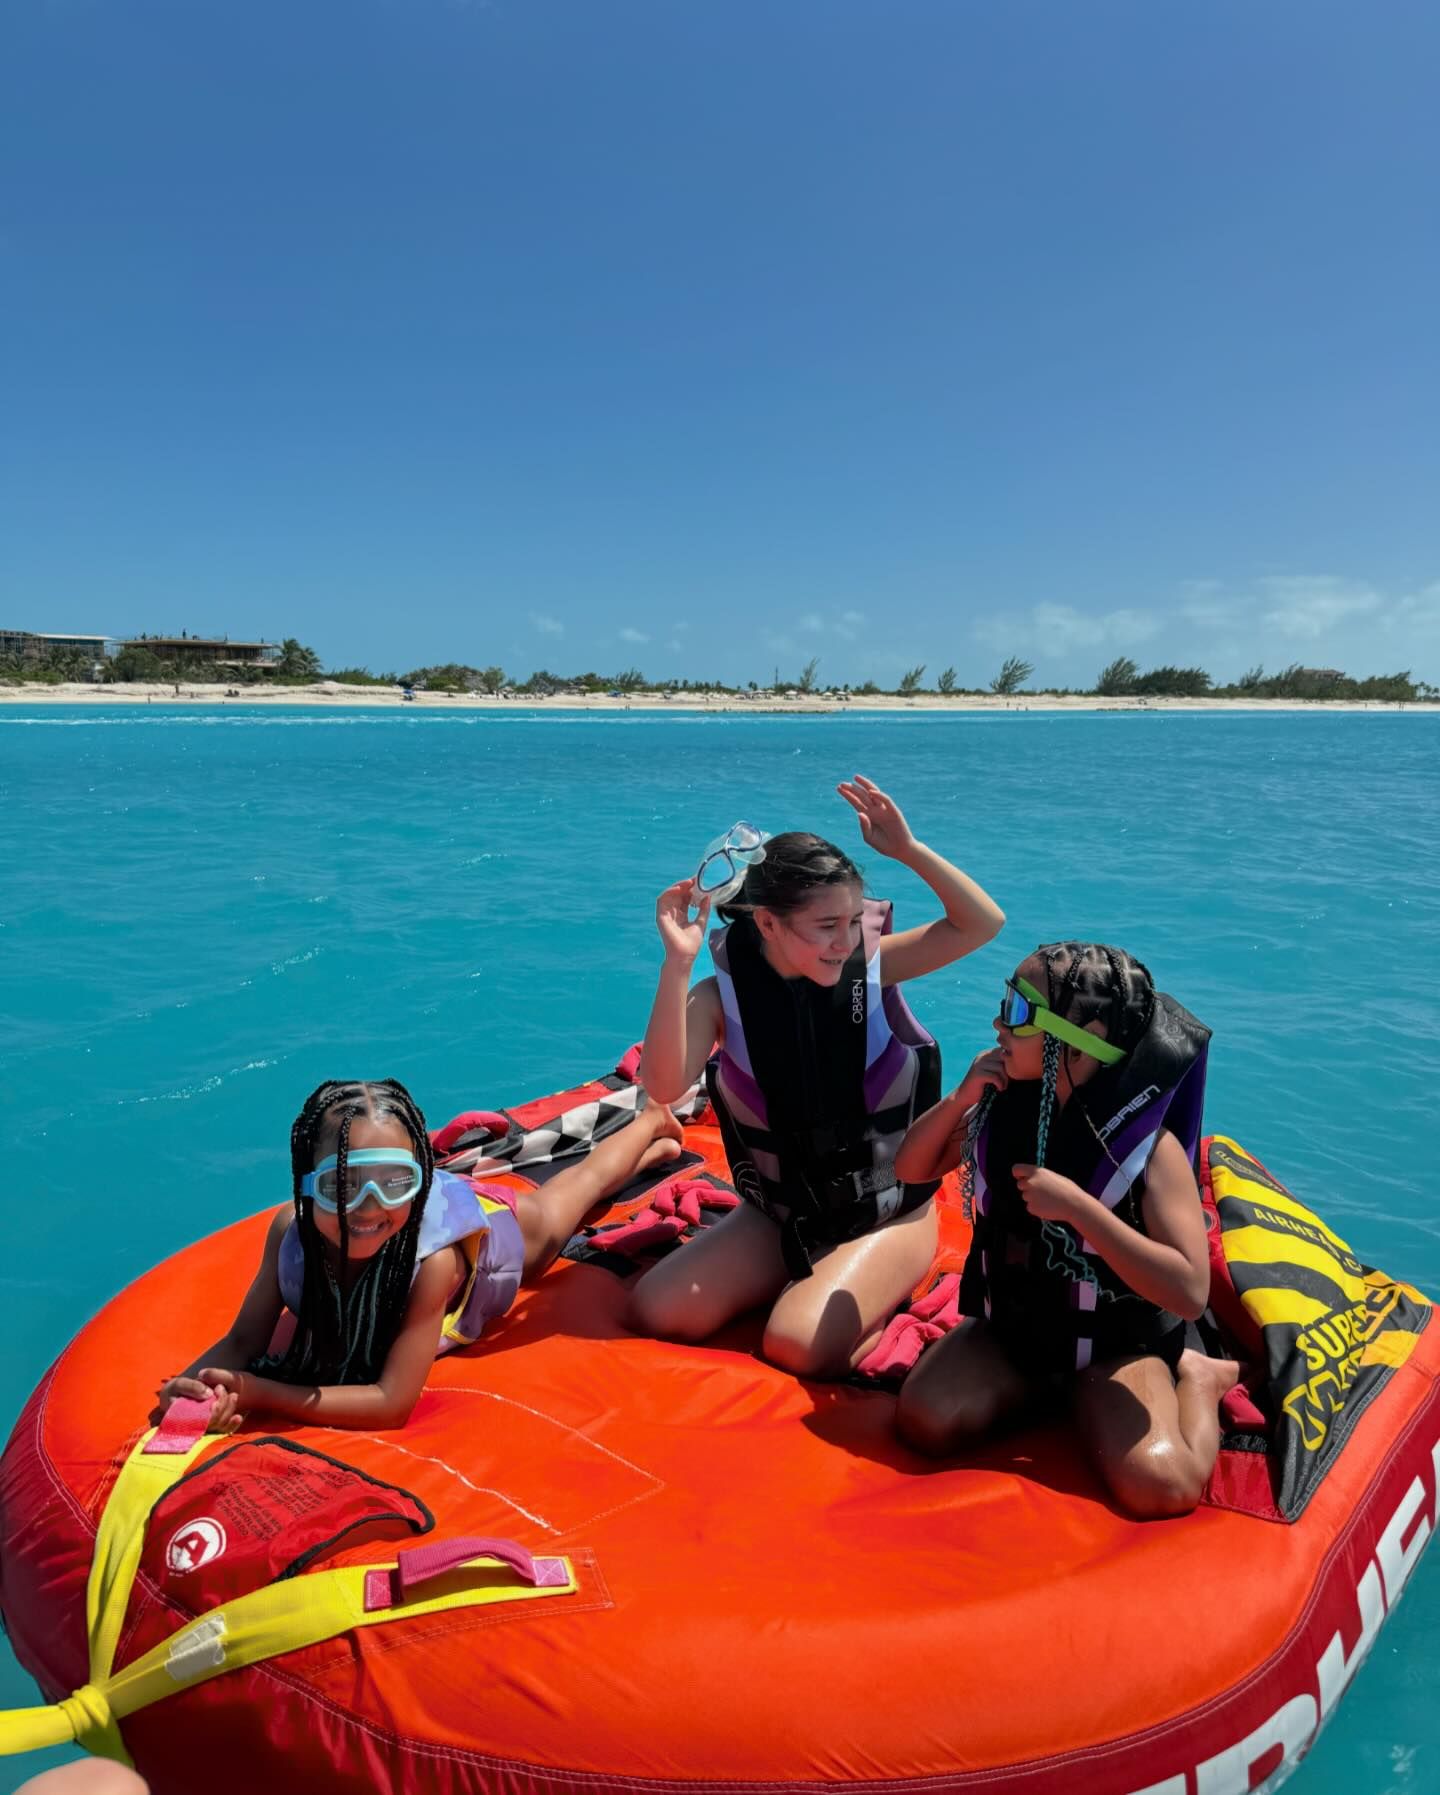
{"left": 301, "top": 1150, "right": 425, "bottom": 1214}
{"left": 1001, "top": 976, "right": 1127, "bottom": 1066}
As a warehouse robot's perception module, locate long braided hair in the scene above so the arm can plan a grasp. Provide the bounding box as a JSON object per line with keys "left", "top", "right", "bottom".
{"left": 251, "top": 1078, "right": 436, "bottom": 1387}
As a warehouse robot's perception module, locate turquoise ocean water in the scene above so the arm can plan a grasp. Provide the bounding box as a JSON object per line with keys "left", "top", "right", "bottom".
{"left": 2, "top": 704, "right": 1438, "bottom": 1792}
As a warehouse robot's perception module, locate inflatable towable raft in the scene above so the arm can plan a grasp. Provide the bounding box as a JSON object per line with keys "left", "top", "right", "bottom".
{"left": 2, "top": 1057, "right": 1438, "bottom": 1795}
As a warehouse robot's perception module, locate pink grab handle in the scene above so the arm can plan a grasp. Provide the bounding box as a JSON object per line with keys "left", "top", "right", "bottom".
{"left": 430, "top": 1110, "right": 512, "bottom": 1156}
{"left": 144, "top": 1391, "right": 218, "bottom": 1455}
{"left": 363, "top": 1536, "right": 570, "bottom": 1612}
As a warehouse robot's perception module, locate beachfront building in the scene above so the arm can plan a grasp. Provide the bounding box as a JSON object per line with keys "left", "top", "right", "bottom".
{"left": 1, "top": 629, "right": 113, "bottom": 661}
{"left": 119, "top": 635, "right": 280, "bottom": 669}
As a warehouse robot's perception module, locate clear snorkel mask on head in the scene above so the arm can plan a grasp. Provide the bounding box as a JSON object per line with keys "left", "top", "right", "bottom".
{"left": 693, "top": 822, "right": 770, "bottom": 909}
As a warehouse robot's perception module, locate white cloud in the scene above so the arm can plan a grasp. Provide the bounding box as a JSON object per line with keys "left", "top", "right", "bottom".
{"left": 1164, "top": 571, "right": 1440, "bottom": 678}
{"left": 1181, "top": 572, "right": 1439, "bottom": 640}
{"left": 770, "top": 607, "right": 869, "bottom": 644}
{"left": 619, "top": 627, "right": 650, "bottom": 644}
{"left": 1179, "top": 584, "right": 1244, "bottom": 629}
{"left": 1391, "top": 582, "right": 1440, "bottom": 638}
{"left": 975, "top": 604, "right": 1159, "bottom": 656}
{"left": 1256, "top": 577, "right": 1384, "bottom": 641}
{"left": 530, "top": 614, "right": 564, "bottom": 637}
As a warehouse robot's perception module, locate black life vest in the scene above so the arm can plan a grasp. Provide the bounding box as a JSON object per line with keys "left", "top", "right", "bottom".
{"left": 962, "top": 991, "right": 1211, "bottom": 1374}
{"left": 706, "top": 901, "right": 942, "bottom": 1279}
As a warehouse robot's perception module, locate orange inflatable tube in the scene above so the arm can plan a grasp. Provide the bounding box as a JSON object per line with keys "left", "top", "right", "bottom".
{"left": 3, "top": 1072, "right": 1438, "bottom": 1795}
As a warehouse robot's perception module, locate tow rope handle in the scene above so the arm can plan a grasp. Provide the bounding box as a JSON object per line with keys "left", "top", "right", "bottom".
{"left": 364, "top": 1535, "right": 570, "bottom": 1611}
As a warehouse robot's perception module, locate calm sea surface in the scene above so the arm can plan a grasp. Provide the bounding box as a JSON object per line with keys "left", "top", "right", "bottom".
{"left": 2, "top": 705, "right": 1438, "bottom": 1792}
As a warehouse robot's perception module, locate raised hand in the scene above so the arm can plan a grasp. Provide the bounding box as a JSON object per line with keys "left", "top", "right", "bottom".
{"left": 837, "top": 775, "right": 916, "bottom": 861}
{"left": 655, "top": 879, "right": 712, "bottom": 967}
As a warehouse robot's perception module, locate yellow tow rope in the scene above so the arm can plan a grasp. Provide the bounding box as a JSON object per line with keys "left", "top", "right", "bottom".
{"left": 0, "top": 1423, "right": 576, "bottom": 1765}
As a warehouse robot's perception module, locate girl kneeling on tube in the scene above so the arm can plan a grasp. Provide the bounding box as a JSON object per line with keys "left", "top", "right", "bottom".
{"left": 153, "top": 1077, "right": 682, "bottom": 1432}
{"left": 895, "top": 943, "right": 1239, "bottom": 1519}
{"left": 632, "top": 776, "right": 1004, "bottom": 1379}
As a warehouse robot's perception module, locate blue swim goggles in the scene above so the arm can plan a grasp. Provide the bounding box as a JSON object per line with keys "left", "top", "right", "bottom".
{"left": 300, "top": 1150, "right": 425, "bottom": 1214}
{"left": 1001, "top": 976, "right": 1127, "bottom": 1066}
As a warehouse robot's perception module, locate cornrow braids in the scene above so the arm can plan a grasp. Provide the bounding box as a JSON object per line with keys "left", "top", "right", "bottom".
{"left": 253, "top": 1077, "right": 436, "bottom": 1388}
{"left": 1033, "top": 941, "right": 1156, "bottom": 1060}
{"left": 1029, "top": 942, "right": 1153, "bottom": 1186}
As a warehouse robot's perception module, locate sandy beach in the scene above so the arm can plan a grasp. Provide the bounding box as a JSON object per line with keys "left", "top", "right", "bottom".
{"left": 0, "top": 681, "right": 1432, "bottom": 714}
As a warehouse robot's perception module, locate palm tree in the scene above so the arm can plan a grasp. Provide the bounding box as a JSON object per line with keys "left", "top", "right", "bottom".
{"left": 276, "top": 638, "right": 322, "bottom": 681}
{"left": 1094, "top": 657, "right": 1139, "bottom": 696}
{"left": 990, "top": 657, "right": 1033, "bottom": 695}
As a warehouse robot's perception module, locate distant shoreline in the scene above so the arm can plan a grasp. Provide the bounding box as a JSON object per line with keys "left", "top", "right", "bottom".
{"left": 0, "top": 681, "right": 1434, "bottom": 714}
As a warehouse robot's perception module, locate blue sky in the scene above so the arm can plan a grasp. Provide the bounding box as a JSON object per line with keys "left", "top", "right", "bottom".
{"left": 3, "top": 0, "right": 1437, "bottom": 686}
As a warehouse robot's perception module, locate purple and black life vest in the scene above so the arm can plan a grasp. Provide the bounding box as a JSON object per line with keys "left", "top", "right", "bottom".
{"left": 963, "top": 991, "right": 1211, "bottom": 1374}
{"left": 706, "top": 901, "right": 942, "bottom": 1278}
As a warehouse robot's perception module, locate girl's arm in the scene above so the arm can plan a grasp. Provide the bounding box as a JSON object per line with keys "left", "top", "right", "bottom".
{"left": 152, "top": 1211, "right": 291, "bottom": 1430}
{"left": 201, "top": 1248, "right": 462, "bottom": 1432}
{"left": 836, "top": 779, "right": 1004, "bottom": 986}
{"left": 894, "top": 1049, "right": 1008, "bottom": 1184}
{"left": 1012, "top": 1131, "right": 1211, "bottom": 1320}
{"left": 637, "top": 879, "right": 724, "bottom": 1103}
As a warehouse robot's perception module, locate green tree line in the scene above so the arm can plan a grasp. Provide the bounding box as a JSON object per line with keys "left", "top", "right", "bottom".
{"left": 3, "top": 642, "right": 1434, "bottom": 703}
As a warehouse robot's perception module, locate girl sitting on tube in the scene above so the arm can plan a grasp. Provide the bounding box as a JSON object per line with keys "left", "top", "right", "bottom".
{"left": 631, "top": 777, "right": 1004, "bottom": 1378}
{"left": 894, "top": 943, "right": 1239, "bottom": 1518}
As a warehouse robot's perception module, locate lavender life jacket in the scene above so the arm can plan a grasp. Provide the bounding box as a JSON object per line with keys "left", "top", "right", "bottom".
{"left": 965, "top": 992, "right": 1211, "bottom": 1373}
{"left": 277, "top": 1168, "right": 521, "bottom": 1355}
{"left": 706, "top": 900, "right": 941, "bottom": 1278}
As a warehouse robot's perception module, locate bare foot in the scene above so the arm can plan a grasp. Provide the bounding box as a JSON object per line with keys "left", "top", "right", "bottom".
{"left": 637, "top": 1136, "right": 684, "bottom": 1176}
{"left": 1176, "top": 1348, "right": 1242, "bottom": 1406}
{"left": 645, "top": 1103, "right": 684, "bottom": 1150}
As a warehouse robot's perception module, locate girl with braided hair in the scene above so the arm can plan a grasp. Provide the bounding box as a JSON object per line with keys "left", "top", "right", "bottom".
{"left": 893, "top": 943, "right": 1240, "bottom": 1519}
{"left": 152, "top": 1076, "right": 682, "bottom": 1432}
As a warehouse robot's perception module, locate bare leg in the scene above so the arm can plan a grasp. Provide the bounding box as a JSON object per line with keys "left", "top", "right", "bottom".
{"left": 514, "top": 1106, "right": 683, "bottom": 1280}
{"left": 16, "top": 1767, "right": 150, "bottom": 1795}
{"left": 627, "top": 1202, "right": 791, "bottom": 1340}
{"left": 895, "top": 1317, "right": 1033, "bottom": 1455}
{"left": 1074, "top": 1348, "right": 1240, "bottom": 1520}
{"left": 762, "top": 1199, "right": 940, "bottom": 1380}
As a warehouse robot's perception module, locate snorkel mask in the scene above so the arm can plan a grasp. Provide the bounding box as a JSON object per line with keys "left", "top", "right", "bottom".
{"left": 694, "top": 822, "right": 770, "bottom": 907}
{"left": 1001, "top": 976, "right": 1127, "bottom": 1066}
